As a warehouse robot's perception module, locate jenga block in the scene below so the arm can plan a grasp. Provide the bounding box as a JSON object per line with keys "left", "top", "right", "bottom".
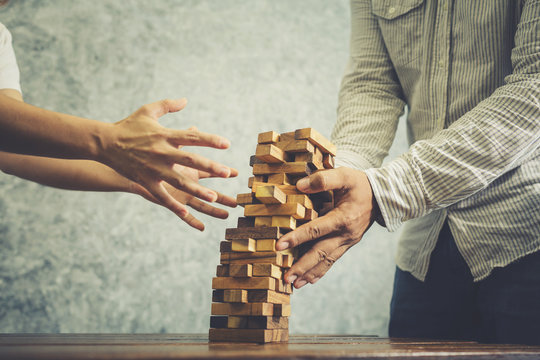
{"left": 275, "top": 304, "right": 291, "bottom": 317}
{"left": 228, "top": 264, "right": 253, "bottom": 278}
{"left": 249, "top": 155, "right": 265, "bottom": 167}
{"left": 282, "top": 254, "right": 294, "bottom": 268}
{"left": 244, "top": 203, "right": 306, "bottom": 220}
{"left": 248, "top": 316, "right": 289, "bottom": 329}
{"left": 283, "top": 139, "right": 315, "bottom": 153}
{"left": 209, "top": 328, "right": 288, "bottom": 343}
{"left": 280, "top": 131, "right": 296, "bottom": 141}
{"left": 323, "top": 153, "right": 335, "bottom": 169}
{"left": 227, "top": 316, "right": 249, "bottom": 329}
{"left": 251, "top": 183, "right": 302, "bottom": 195}
{"left": 303, "top": 208, "right": 318, "bottom": 221}
{"left": 256, "top": 239, "right": 276, "bottom": 252}
{"left": 255, "top": 185, "right": 287, "bottom": 204}
{"left": 237, "top": 217, "right": 254, "bottom": 228}
{"left": 221, "top": 252, "right": 283, "bottom": 266}
{"left": 258, "top": 131, "right": 280, "bottom": 144}
{"left": 287, "top": 194, "right": 313, "bottom": 210}
{"left": 248, "top": 290, "right": 290, "bottom": 304}
{"left": 212, "top": 289, "right": 224, "bottom": 302}
{"left": 211, "top": 302, "right": 274, "bottom": 316}
{"left": 253, "top": 263, "right": 282, "bottom": 279}
{"left": 271, "top": 216, "right": 296, "bottom": 230}
{"left": 212, "top": 276, "right": 276, "bottom": 290}
{"left": 255, "top": 144, "right": 286, "bottom": 163}
{"left": 295, "top": 128, "right": 337, "bottom": 156}
{"left": 216, "top": 265, "right": 229, "bottom": 277}
{"left": 225, "top": 227, "right": 283, "bottom": 240}
{"left": 231, "top": 238, "right": 256, "bottom": 253}
{"left": 236, "top": 193, "right": 255, "bottom": 207}
{"left": 275, "top": 281, "right": 293, "bottom": 294}
{"left": 254, "top": 216, "right": 272, "bottom": 227}
{"left": 295, "top": 149, "right": 324, "bottom": 170}
{"left": 267, "top": 173, "right": 292, "bottom": 185}
{"left": 210, "top": 316, "right": 228, "bottom": 329}
{"left": 224, "top": 289, "right": 248, "bottom": 303}
{"left": 253, "top": 162, "right": 313, "bottom": 176}
{"left": 248, "top": 175, "right": 266, "bottom": 188}
{"left": 220, "top": 241, "right": 232, "bottom": 253}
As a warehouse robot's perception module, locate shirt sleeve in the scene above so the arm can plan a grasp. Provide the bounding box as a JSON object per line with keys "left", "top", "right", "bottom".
{"left": 364, "top": 0, "right": 540, "bottom": 232}
{"left": 0, "top": 22, "right": 21, "bottom": 93}
{"left": 331, "top": 0, "right": 406, "bottom": 171}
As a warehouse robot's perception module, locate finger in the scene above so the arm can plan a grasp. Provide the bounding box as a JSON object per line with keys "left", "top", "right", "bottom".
{"left": 296, "top": 245, "right": 349, "bottom": 287}
{"left": 187, "top": 197, "right": 229, "bottom": 219}
{"left": 276, "top": 210, "right": 342, "bottom": 250}
{"left": 162, "top": 168, "right": 219, "bottom": 203}
{"left": 173, "top": 149, "right": 233, "bottom": 178}
{"left": 215, "top": 191, "right": 237, "bottom": 208}
{"left": 198, "top": 170, "right": 212, "bottom": 179}
{"left": 181, "top": 212, "right": 205, "bottom": 232}
{"left": 296, "top": 168, "right": 351, "bottom": 194}
{"left": 139, "top": 98, "right": 188, "bottom": 119}
{"left": 169, "top": 129, "right": 231, "bottom": 149}
{"left": 146, "top": 180, "right": 189, "bottom": 218}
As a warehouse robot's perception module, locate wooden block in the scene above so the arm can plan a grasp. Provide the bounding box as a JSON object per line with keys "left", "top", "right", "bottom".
{"left": 275, "top": 281, "right": 293, "bottom": 294}
{"left": 254, "top": 216, "right": 272, "bottom": 227}
{"left": 237, "top": 217, "right": 254, "bottom": 228}
{"left": 248, "top": 316, "right": 289, "bottom": 329}
{"left": 323, "top": 153, "right": 335, "bottom": 169}
{"left": 295, "top": 149, "right": 324, "bottom": 170}
{"left": 236, "top": 193, "right": 255, "bottom": 207}
{"left": 303, "top": 208, "right": 318, "bottom": 221}
{"left": 287, "top": 194, "right": 313, "bottom": 210}
{"left": 274, "top": 304, "right": 291, "bottom": 317}
{"left": 225, "top": 227, "right": 283, "bottom": 240}
{"left": 255, "top": 185, "right": 287, "bottom": 204}
{"left": 212, "top": 276, "right": 276, "bottom": 290}
{"left": 248, "top": 290, "right": 290, "bottom": 304}
{"left": 249, "top": 155, "right": 265, "bottom": 167}
{"left": 228, "top": 264, "right": 253, "bottom": 278}
{"left": 224, "top": 289, "right": 248, "bottom": 303}
{"left": 258, "top": 131, "right": 280, "bottom": 144}
{"left": 248, "top": 175, "right": 266, "bottom": 188}
{"left": 211, "top": 302, "right": 274, "bottom": 316}
{"left": 255, "top": 144, "right": 286, "bottom": 163}
{"left": 212, "top": 289, "right": 224, "bottom": 302}
{"left": 221, "top": 252, "right": 283, "bottom": 266}
{"left": 251, "top": 182, "right": 302, "bottom": 195}
{"left": 279, "top": 131, "right": 296, "bottom": 141}
{"left": 253, "top": 264, "right": 282, "bottom": 279}
{"left": 295, "top": 128, "right": 337, "bottom": 156}
{"left": 267, "top": 173, "right": 292, "bottom": 185}
{"left": 220, "top": 241, "right": 232, "bottom": 253}
{"left": 256, "top": 239, "right": 276, "bottom": 252}
{"left": 209, "top": 328, "right": 288, "bottom": 343}
{"left": 210, "top": 316, "right": 228, "bottom": 329}
{"left": 227, "top": 316, "right": 249, "bottom": 329}
{"left": 282, "top": 254, "right": 294, "bottom": 268}
{"left": 231, "top": 238, "right": 256, "bottom": 253}
{"left": 271, "top": 216, "right": 296, "bottom": 230}
{"left": 216, "top": 265, "right": 229, "bottom": 277}
{"left": 283, "top": 139, "right": 315, "bottom": 153}
{"left": 253, "top": 162, "right": 313, "bottom": 176}
{"left": 244, "top": 203, "right": 306, "bottom": 220}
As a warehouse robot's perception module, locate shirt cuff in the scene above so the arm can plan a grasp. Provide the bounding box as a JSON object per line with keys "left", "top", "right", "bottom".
{"left": 334, "top": 149, "right": 374, "bottom": 171}
{"left": 364, "top": 155, "right": 428, "bottom": 232}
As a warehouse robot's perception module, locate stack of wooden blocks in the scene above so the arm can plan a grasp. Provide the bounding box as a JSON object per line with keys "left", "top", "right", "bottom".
{"left": 209, "top": 128, "right": 336, "bottom": 343}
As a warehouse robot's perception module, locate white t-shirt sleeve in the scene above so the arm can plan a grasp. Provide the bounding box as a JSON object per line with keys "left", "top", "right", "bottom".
{"left": 0, "top": 22, "right": 21, "bottom": 93}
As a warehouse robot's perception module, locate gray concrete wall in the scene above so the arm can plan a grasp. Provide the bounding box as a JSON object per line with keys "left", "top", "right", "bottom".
{"left": 0, "top": 0, "right": 407, "bottom": 335}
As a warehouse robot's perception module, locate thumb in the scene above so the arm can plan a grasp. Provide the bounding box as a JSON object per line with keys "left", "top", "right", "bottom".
{"left": 296, "top": 168, "right": 349, "bottom": 193}
{"left": 143, "top": 98, "right": 188, "bottom": 119}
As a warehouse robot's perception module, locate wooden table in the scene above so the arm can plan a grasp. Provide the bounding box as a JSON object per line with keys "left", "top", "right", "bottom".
{"left": 1, "top": 334, "right": 539, "bottom": 359}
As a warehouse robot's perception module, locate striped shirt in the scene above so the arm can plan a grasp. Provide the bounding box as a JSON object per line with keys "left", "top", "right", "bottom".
{"left": 332, "top": 0, "right": 540, "bottom": 281}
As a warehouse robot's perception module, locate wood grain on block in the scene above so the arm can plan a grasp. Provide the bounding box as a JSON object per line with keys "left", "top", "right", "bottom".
{"left": 228, "top": 264, "right": 252, "bottom": 278}
{"left": 294, "top": 128, "right": 337, "bottom": 156}
{"left": 237, "top": 217, "right": 254, "bottom": 228}
{"left": 216, "top": 265, "right": 229, "bottom": 277}
{"left": 236, "top": 193, "right": 255, "bottom": 207}
{"left": 258, "top": 131, "right": 280, "bottom": 144}
{"left": 244, "top": 203, "right": 306, "bottom": 220}
{"left": 208, "top": 328, "right": 288, "bottom": 343}
{"left": 254, "top": 216, "right": 272, "bottom": 227}
{"left": 282, "top": 254, "right": 294, "bottom": 268}
{"left": 255, "top": 185, "right": 286, "bottom": 204}
{"left": 275, "top": 304, "right": 291, "bottom": 317}
{"left": 212, "top": 276, "right": 276, "bottom": 290}
{"left": 275, "top": 281, "right": 293, "bottom": 294}
{"left": 255, "top": 144, "right": 286, "bottom": 163}
{"left": 249, "top": 155, "right": 265, "bottom": 167}
{"left": 283, "top": 139, "right": 315, "bottom": 153}
{"left": 231, "top": 238, "right": 256, "bottom": 253}
{"left": 256, "top": 239, "right": 276, "bottom": 252}
{"left": 224, "top": 289, "right": 248, "bottom": 303}
{"left": 225, "top": 227, "right": 283, "bottom": 240}
{"left": 267, "top": 173, "right": 292, "bottom": 185}
{"left": 295, "top": 150, "right": 324, "bottom": 170}
{"left": 253, "top": 162, "right": 313, "bottom": 176}
{"left": 271, "top": 215, "right": 296, "bottom": 230}
{"left": 248, "top": 175, "right": 266, "bottom": 188}
{"left": 248, "top": 316, "right": 289, "bottom": 329}
{"left": 323, "top": 153, "right": 335, "bottom": 169}
{"left": 252, "top": 183, "right": 302, "bottom": 195}
{"left": 221, "top": 252, "right": 283, "bottom": 266}
{"left": 303, "top": 208, "right": 319, "bottom": 221}
{"left": 212, "top": 289, "right": 224, "bottom": 303}
{"left": 211, "top": 302, "right": 274, "bottom": 316}
{"left": 253, "top": 263, "right": 282, "bottom": 279}
{"left": 227, "top": 316, "right": 249, "bottom": 329}
{"left": 279, "top": 131, "right": 296, "bottom": 141}
{"left": 287, "top": 194, "right": 313, "bottom": 210}
{"left": 248, "top": 290, "right": 290, "bottom": 304}
{"left": 219, "top": 241, "right": 232, "bottom": 253}
{"left": 209, "top": 316, "right": 228, "bottom": 329}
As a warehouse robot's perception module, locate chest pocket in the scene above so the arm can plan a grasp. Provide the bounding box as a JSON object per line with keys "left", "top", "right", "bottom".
{"left": 372, "top": 0, "right": 424, "bottom": 66}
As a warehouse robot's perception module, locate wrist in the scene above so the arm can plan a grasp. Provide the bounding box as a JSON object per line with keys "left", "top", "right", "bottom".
{"left": 89, "top": 121, "right": 115, "bottom": 164}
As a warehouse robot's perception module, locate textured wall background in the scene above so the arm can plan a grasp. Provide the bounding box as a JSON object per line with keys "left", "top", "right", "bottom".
{"left": 0, "top": 0, "right": 407, "bottom": 335}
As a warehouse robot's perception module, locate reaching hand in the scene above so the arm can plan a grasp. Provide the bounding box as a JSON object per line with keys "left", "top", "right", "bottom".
{"left": 101, "top": 98, "right": 237, "bottom": 221}
{"left": 275, "top": 167, "right": 378, "bottom": 288}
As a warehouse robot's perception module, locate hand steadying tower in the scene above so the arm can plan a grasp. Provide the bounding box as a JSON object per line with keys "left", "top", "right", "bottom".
{"left": 209, "top": 128, "right": 336, "bottom": 343}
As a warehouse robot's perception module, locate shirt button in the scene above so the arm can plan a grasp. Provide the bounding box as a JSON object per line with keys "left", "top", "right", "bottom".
{"left": 438, "top": 59, "right": 445, "bottom": 67}
{"left": 388, "top": 6, "right": 396, "bottom": 14}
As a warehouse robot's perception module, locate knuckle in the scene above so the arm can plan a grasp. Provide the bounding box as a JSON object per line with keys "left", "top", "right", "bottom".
{"left": 307, "top": 224, "right": 322, "bottom": 240}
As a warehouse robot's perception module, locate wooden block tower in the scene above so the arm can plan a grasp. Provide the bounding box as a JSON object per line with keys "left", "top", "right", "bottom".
{"left": 209, "top": 128, "right": 336, "bottom": 343}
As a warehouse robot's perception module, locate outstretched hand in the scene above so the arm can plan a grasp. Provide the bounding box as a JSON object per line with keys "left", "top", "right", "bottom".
{"left": 101, "top": 98, "right": 238, "bottom": 222}
{"left": 275, "top": 167, "right": 378, "bottom": 288}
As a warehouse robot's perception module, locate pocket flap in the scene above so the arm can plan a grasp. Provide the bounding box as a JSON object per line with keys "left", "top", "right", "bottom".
{"left": 372, "top": 0, "right": 423, "bottom": 20}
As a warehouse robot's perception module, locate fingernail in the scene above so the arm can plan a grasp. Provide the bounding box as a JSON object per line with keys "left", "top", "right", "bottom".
{"left": 207, "top": 192, "right": 217, "bottom": 202}
{"left": 311, "top": 277, "right": 320, "bottom": 284}
{"left": 220, "top": 166, "right": 231, "bottom": 177}
{"left": 220, "top": 138, "right": 231, "bottom": 148}
{"left": 178, "top": 98, "right": 188, "bottom": 106}
{"left": 276, "top": 241, "right": 289, "bottom": 251}
{"left": 297, "top": 177, "right": 309, "bottom": 190}
{"left": 287, "top": 275, "right": 297, "bottom": 284}
{"left": 295, "top": 279, "right": 307, "bottom": 288}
